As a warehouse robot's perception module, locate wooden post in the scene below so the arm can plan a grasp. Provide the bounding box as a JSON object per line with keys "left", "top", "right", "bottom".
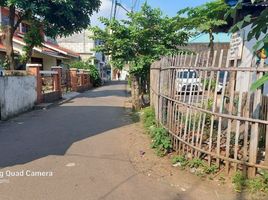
{"left": 27, "top": 64, "right": 43, "bottom": 104}
{"left": 248, "top": 59, "right": 264, "bottom": 178}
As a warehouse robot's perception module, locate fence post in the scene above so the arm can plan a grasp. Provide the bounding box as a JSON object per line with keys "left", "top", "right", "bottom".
{"left": 248, "top": 59, "right": 264, "bottom": 178}
{"left": 51, "top": 66, "right": 62, "bottom": 96}
{"left": 27, "top": 64, "right": 43, "bottom": 104}
{"left": 84, "top": 70, "right": 91, "bottom": 89}
{"left": 157, "top": 65, "right": 161, "bottom": 123}
{"left": 70, "top": 68, "right": 78, "bottom": 92}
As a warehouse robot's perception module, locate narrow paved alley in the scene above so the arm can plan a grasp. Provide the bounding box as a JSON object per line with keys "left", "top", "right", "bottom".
{"left": 0, "top": 81, "right": 180, "bottom": 200}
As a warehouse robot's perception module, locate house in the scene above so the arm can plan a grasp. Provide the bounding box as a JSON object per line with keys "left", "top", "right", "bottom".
{"left": 0, "top": 7, "right": 80, "bottom": 70}
{"left": 57, "top": 30, "right": 110, "bottom": 81}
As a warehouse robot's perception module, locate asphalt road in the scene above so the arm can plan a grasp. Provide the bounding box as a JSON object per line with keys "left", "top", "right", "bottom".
{"left": 0, "top": 81, "right": 180, "bottom": 200}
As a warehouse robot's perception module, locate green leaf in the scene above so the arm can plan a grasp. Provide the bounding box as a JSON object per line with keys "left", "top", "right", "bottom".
{"left": 253, "top": 40, "right": 264, "bottom": 51}
{"left": 251, "top": 73, "right": 268, "bottom": 91}
{"left": 244, "top": 15, "right": 252, "bottom": 23}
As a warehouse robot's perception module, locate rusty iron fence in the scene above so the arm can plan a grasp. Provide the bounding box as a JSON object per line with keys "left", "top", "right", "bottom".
{"left": 150, "top": 50, "right": 268, "bottom": 178}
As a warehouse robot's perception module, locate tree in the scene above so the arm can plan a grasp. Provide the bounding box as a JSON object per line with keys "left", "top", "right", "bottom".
{"left": 228, "top": 0, "right": 267, "bottom": 90}
{"left": 0, "top": 0, "right": 101, "bottom": 70}
{"left": 20, "top": 20, "right": 43, "bottom": 66}
{"left": 91, "top": 3, "right": 189, "bottom": 109}
{"left": 175, "top": 0, "right": 230, "bottom": 57}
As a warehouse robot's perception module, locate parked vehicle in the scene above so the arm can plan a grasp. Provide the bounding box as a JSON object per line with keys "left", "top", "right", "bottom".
{"left": 175, "top": 70, "right": 203, "bottom": 93}
{"left": 175, "top": 70, "right": 226, "bottom": 93}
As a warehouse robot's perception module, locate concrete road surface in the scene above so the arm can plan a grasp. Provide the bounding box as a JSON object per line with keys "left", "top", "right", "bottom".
{"left": 0, "top": 81, "right": 182, "bottom": 200}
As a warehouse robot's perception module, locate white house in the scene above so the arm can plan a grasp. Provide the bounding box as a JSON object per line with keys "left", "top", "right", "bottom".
{"left": 57, "top": 30, "right": 110, "bottom": 81}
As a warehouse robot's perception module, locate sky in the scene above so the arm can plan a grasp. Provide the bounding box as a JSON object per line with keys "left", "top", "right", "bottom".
{"left": 90, "top": 0, "right": 230, "bottom": 43}
{"left": 90, "top": 0, "right": 212, "bottom": 27}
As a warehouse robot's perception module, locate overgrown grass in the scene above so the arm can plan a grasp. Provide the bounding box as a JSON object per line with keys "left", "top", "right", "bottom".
{"left": 142, "top": 107, "right": 156, "bottom": 130}
{"left": 232, "top": 171, "right": 268, "bottom": 194}
{"left": 141, "top": 107, "right": 172, "bottom": 157}
{"left": 188, "top": 158, "right": 204, "bottom": 169}
{"left": 171, "top": 154, "right": 219, "bottom": 176}
{"left": 232, "top": 172, "right": 247, "bottom": 192}
{"left": 171, "top": 155, "right": 188, "bottom": 168}
{"left": 150, "top": 126, "right": 172, "bottom": 156}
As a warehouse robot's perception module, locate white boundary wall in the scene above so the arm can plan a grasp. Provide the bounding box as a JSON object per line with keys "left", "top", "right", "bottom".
{"left": 0, "top": 76, "right": 37, "bottom": 120}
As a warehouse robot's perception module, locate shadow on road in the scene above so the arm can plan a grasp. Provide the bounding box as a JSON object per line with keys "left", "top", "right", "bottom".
{"left": 0, "top": 81, "right": 131, "bottom": 168}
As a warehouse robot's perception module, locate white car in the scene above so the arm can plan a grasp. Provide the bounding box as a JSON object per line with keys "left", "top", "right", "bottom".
{"left": 176, "top": 70, "right": 202, "bottom": 93}
{"left": 175, "top": 70, "right": 224, "bottom": 93}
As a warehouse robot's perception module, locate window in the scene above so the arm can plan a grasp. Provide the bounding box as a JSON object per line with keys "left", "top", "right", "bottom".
{"left": 178, "top": 71, "right": 197, "bottom": 79}
{"left": 56, "top": 59, "right": 62, "bottom": 66}
{"left": 31, "top": 57, "right": 43, "bottom": 70}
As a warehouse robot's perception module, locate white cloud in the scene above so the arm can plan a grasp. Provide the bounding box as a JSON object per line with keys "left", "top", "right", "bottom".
{"left": 90, "top": 0, "right": 129, "bottom": 27}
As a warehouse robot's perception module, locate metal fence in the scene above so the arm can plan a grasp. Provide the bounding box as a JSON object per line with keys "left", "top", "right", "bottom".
{"left": 150, "top": 50, "right": 268, "bottom": 178}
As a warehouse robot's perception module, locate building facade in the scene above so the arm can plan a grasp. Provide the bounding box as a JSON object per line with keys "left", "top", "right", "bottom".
{"left": 57, "top": 30, "right": 110, "bottom": 81}
{"left": 0, "top": 7, "right": 80, "bottom": 71}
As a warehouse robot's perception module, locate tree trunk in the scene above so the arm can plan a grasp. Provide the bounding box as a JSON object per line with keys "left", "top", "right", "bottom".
{"left": 21, "top": 45, "right": 34, "bottom": 66}
{"left": 209, "top": 29, "right": 214, "bottom": 65}
{"left": 131, "top": 74, "right": 141, "bottom": 110}
{"left": 3, "top": 6, "right": 16, "bottom": 70}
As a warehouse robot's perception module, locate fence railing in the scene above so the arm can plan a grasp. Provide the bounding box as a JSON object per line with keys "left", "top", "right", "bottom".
{"left": 27, "top": 65, "right": 92, "bottom": 104}
{"left": 40, "top": 70, "right": 58, "bottom": 94}
{"left": 150, "top": 50, "right": 268, "bottom": 178}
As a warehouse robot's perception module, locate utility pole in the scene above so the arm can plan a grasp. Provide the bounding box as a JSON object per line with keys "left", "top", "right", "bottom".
{"left": 110, "top": 0, "right": 114, "bottom": 20}
{"left": 113, "top": 0, "right": 118, "bottom": 19}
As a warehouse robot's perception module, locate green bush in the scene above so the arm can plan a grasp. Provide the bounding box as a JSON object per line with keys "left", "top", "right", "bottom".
{"left": 71, "top": 60, "right": 102, "bottom": 87}
{"left": 141, "top": 107, "right": 172, "bottom": 157}
{"left": 203, "top": 164, "right": 218, "bottom": 175}
{"left": 142, "top": 107, "right": 156, "bottom": 130}
{"left": 150, "top": 127, "right": 172, "bottom": 157}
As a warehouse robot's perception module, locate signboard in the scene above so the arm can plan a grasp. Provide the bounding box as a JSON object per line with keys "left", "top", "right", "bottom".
{"left": 229, "top": 31, "right": 244, "bottom": 60}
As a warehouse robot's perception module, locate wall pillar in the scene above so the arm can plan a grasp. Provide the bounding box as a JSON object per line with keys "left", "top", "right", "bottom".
{"left": 27, "top": 64, "right": 43, "bottom": 104}
{"left": 80, "top": 70, "right": 85, "bottom": 88}
{"left": 70, "top": 68, "right": 78, "bottom": 92}
{"left": 51, "top": 66, "right": 62, "bottom": 97}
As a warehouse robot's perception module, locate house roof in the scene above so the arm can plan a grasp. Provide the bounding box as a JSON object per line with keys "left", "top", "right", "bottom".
{"left": 189, "top": 33, "right": 231, "bottom": 44}
{"left": 43, "top": 42, "right": 80, "bottom": 58}
{"left": 0, "top": 34, "right": 80, "bottom": 59}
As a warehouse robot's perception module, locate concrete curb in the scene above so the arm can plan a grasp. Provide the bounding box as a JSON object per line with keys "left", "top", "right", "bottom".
{"left": 34, "top": 92, "right": 81, "bottom": 110}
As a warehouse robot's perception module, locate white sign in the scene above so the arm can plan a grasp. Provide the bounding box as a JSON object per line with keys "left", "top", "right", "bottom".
{"left": 229, "top": 31, "right": 244, "bottom": 60}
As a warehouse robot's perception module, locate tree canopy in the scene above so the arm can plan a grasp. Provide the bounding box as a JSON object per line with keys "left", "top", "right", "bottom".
{"left": 91, "top": 3, "right": 189, "bottom": 76}
{"left": 175, "top": 0, "right": 229, "bottom": 52}
{"left": 0, "top": 0, "right": 101, "bottom": 69}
